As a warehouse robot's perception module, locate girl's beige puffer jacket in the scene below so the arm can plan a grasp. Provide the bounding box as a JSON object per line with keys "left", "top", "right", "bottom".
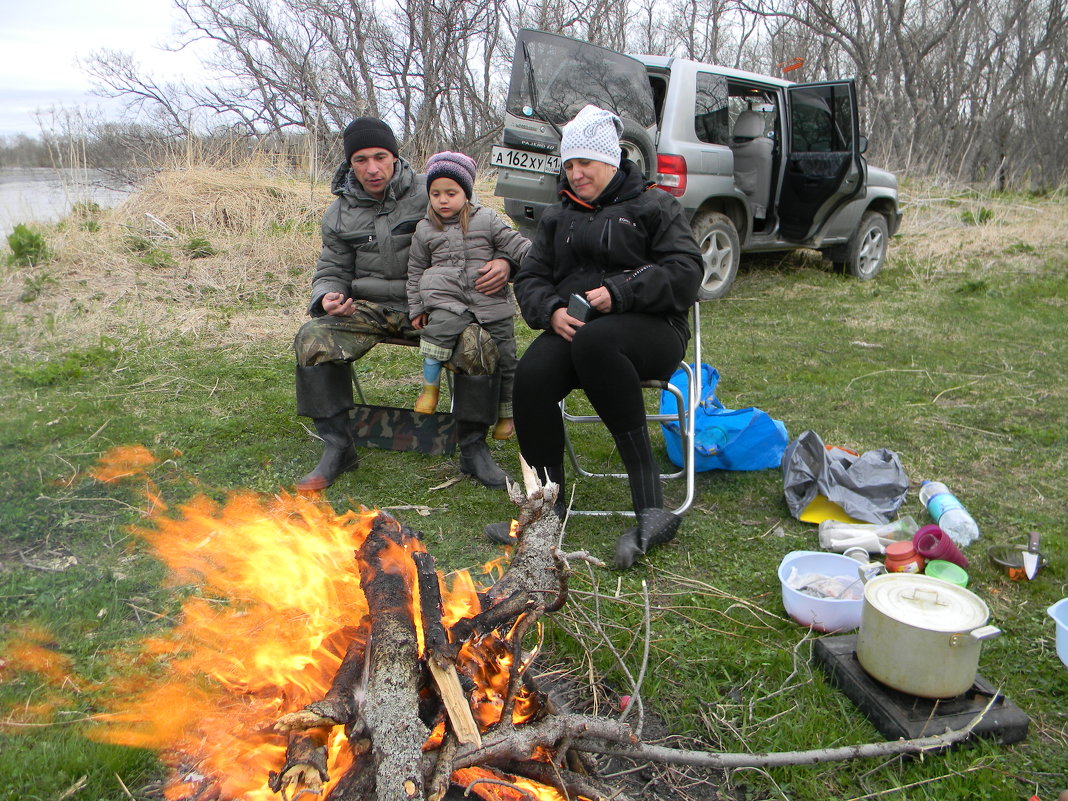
{"left": 407, "top": 202, "right": 530, "bottom": 324}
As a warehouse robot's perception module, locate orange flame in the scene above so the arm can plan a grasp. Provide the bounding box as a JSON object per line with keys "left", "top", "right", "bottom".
{"left": 74, "top": 446, "right": 563, "bottom": 799}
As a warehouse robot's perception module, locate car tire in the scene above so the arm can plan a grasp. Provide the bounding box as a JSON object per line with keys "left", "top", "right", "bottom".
{"left": 692, "top": 211, "right": 741, "bottom": 300}
{"left": 619, "top": 118, "right": 656, "bottom": 179}
{"left": 834, "top": 211, "right": 889, "bottom": 280}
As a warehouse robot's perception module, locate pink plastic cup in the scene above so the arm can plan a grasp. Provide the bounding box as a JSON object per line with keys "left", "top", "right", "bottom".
{"left": 912, "top": 524, "right": 969, "bottom": 569}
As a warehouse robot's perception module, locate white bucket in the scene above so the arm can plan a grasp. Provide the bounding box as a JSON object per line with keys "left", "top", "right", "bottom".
{"left": 777, "top": 550, "right": 864, "bottom": 633}
{"left": 1049, "top": 598, "right": 1068, "bottom": 669}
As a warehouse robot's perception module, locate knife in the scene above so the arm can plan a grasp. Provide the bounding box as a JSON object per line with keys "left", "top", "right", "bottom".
{"left": 1023, "top": 531, "right": 1041, "bottom": 580}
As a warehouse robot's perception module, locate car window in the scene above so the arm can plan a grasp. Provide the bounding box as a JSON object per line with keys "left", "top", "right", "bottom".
{"left": 695, "top": 72, "right": 730, "bottom": 144}
{"left": 506, "top": 31, "right": 655, "bottom": 127}
{"left": 697, "top": 74, "right": 780, "bottom": 145}
{"left": 790, "top": 85, "right": 853, "bottom": 152}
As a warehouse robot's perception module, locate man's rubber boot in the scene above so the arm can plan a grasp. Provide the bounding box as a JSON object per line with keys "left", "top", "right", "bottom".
{"left": 295, "top": 363, "right": 358, "bottom": 491}
{"left": 484, "top": 465, "right": 564, "bottom": 544}
{"left": 296, "top": 411, "right": 359, "bottom": 491}
{"left": 613, "top": 508, "right": 681, "bottom": 569}
{"left": 453, "top": 373, "right": 508, "bottom": 489}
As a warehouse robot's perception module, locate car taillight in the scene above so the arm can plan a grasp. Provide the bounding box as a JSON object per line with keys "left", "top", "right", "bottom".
{"left": 655, "top": 154, "right": 687, "bottom": 197}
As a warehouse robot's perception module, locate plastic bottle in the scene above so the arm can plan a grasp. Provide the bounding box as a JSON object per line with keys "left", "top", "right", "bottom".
{"left": 918, "top": 480, "right": 980, "bottom": 547}
{"left": 817, "top": 516, "right": 919, "bottom": 553}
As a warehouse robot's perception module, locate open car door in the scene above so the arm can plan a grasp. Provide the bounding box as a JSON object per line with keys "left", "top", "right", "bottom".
{"left": 778, "top": 80, "right": 864, "bottom": 242}
{"left": 493, "top": 29, "right": 657, "bottom": 232}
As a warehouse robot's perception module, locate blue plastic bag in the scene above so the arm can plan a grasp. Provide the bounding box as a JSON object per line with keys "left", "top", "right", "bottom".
{"left": 660, "top": 364, "right": 789, "bottom": 471}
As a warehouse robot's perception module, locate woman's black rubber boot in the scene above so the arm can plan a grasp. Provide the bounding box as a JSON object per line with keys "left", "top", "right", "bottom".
{"left": 613, "top": 508, "right": 681, "bottom": 569}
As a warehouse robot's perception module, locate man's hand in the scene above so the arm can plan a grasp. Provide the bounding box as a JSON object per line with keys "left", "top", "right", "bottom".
{"left": 323, "top": 292, "right": 355, "bottom": 316}
{"left": 550, "top": 307, "right": 583, "bottom": 342}
{"left": 411, "top": 312, "right": 428, "bottom": 330}
{"left": 474, "top": 258, "right": 509, "bottom": 295}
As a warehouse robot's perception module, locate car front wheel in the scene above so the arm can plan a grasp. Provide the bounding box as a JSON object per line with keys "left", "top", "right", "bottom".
{"left": 692, "top": 211, "right": 741, "bottom": 300}
{"left": 835, "top": 211, "right": 889, "bottom": 280}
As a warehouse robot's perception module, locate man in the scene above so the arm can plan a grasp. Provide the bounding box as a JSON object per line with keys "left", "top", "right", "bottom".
{"left": 293, "top": 117, "right": 513, "bottom": 491}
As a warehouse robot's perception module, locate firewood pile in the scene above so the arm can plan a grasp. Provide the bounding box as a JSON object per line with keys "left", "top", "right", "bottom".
{"left": 167, "top": 472, "right": 649, "bottom": 801}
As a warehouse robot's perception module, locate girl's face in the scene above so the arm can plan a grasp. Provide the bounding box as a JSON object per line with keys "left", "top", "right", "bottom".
{"left": 564, "top": 158, "right": 618, "bottom": 202}
{"left": 429, "top": 177, "right": 467, "bottom": 218}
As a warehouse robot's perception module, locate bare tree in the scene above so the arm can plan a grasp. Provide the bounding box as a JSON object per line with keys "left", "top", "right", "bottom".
{"left": 77, "top": 0, "right": 1068, "bottom": 187}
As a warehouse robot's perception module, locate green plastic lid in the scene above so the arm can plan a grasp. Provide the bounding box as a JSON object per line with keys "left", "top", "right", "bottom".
{"left": 925, "top": 559, "right": 969, "bottom": 588}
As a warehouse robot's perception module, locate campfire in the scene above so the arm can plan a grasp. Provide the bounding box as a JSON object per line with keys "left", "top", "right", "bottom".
{"left": 49, "top": 446, "right": 991, "bottom": 801}
{"left": 88, "top": 450, "right": 622, "bottom": 801}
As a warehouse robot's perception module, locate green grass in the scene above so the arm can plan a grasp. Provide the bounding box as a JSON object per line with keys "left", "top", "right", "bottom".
{"left": 1, "top": 191, "right": 1066, "bottom": 801}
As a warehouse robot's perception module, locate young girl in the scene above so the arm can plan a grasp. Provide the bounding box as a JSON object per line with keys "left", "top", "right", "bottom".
{"left": 407, "top": 151, "right": 530, "bottom": 439}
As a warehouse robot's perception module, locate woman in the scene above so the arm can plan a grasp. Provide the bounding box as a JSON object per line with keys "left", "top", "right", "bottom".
{"left": 486, "top": 104, "right": 703, "bottom": 568}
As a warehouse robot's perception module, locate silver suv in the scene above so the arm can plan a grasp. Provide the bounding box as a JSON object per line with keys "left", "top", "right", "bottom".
{"left": 493, "top": 29, "right": 902, "bottom": 299}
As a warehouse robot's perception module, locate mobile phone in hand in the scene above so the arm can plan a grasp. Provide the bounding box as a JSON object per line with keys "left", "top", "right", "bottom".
{"left": 567, "top": 293, "right": 595, "bottom": 321}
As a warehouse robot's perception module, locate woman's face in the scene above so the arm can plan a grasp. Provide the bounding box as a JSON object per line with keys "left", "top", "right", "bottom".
{"left": 564, "top": 158, "right": 618, "bottom": 202}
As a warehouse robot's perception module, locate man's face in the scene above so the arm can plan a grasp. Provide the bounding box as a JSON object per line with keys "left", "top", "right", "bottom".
{"left": 350, "top": 147, "right": 396, "bottom": 199}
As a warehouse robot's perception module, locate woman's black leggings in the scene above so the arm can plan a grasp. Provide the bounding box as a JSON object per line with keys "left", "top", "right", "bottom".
{"left": 513, "top": 312, "right": 686, "bottom": 470}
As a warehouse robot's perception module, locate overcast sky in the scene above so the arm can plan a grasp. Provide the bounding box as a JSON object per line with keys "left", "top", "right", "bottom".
{"left": 0, "top": 0, "right": 207, "bottom": 137}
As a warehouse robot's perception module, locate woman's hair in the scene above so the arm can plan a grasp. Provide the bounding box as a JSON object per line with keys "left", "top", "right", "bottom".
{"left": 426, "top": 195, "right": 471, "bottom": 233}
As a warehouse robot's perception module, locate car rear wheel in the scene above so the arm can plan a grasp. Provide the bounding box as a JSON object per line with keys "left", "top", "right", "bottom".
{"left": 619, "top": 118, "right": 656, "bottom": 180}
{"left": 835, "top": 211, "right": 888, "bottom": 280}
{"left": 692, "top": 211, "right": 741, "bottom": 300}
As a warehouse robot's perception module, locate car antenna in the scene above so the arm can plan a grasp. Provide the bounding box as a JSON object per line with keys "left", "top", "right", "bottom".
{"left": 521, "top": 39, "right": 563, "bottom": 139}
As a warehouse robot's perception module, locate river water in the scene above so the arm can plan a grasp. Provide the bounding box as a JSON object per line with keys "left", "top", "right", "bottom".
{"left": 0, "top": 168, "right": 135, "bottom": 240}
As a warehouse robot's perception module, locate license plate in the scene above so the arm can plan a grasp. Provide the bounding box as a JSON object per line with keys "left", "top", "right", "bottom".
{"left": 491, "top": 146, "right": 560, "bottom": 175}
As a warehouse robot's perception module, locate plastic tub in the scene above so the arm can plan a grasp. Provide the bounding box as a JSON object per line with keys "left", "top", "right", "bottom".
{"left": 925, "top": 558, "right": 969, "bottom": 587}
{"left": 777, "top": 550, "right": 865, "bottom": 633}
{"left": 1049, "top": 598, "right": 1068, "bottom": 669}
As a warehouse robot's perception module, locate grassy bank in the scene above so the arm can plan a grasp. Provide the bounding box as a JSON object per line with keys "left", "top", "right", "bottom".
{"left": 1, "top": 168, "right": 1066, "bottom": 801}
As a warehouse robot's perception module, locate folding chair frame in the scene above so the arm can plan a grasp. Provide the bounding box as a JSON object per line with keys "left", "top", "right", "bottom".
{"left": 561, "top": 303, "right": 703, "bottom": 517}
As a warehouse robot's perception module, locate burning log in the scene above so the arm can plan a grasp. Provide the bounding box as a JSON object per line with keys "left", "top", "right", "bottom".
{"left": 415, "top": 550, "right": 482, "bottom": 748}
{"left": 275, "top": 622, "right": 371, "bottom": 732}
{"left": 356, "top": 513, "right": 428, "bottom": 801}
{"left": 267, "top": 729, "right": 329, "bottom": 799}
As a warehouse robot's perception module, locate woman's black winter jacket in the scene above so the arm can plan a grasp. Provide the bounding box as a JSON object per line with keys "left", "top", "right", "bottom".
{"left": 514, "top": 159, "right": 703, "bottom": 344}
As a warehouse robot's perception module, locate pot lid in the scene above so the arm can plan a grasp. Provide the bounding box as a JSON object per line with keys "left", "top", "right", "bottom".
{"left": 864, "top": 574, "right": 989, "bottom": 632}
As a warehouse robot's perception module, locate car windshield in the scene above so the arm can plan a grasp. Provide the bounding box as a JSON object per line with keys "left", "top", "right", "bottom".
{"left": 506, "top": 30, "right": 655, "bottom": 128}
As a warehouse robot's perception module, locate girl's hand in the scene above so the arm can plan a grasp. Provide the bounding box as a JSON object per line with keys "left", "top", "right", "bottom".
{"left": 550, "top": 307, "right": 582, "bottom": 342}
{"left": 585, "top": 286, "right": 612, "bottom": 313}
{"left": 411, "top": 313, "right": 428, "bottom": 330}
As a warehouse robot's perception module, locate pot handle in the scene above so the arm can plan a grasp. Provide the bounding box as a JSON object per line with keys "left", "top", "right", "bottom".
{"left": 950, "top": 625, "right": 1001, "bottom": 647}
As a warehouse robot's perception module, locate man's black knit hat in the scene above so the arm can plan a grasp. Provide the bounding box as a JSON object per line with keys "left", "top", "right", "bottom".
{"left": 343, "top": 118, "right": 399, "bottom": 162}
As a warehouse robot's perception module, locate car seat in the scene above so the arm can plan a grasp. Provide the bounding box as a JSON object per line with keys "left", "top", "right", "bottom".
{"left": 730, "top": 110, "right": 775, "bottom": 219}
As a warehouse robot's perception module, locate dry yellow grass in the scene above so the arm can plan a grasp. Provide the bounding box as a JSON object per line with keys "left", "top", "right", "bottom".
{"left": 2, "top": 168, "right": 1064, "bottom": 362}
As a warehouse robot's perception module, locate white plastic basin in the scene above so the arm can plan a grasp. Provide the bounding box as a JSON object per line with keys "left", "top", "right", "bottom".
{"left": 1049, "top": 598, "right": 1068, "bottom": 669}
{"left": 778, "top": 550, "right": 864, "bottom": 633}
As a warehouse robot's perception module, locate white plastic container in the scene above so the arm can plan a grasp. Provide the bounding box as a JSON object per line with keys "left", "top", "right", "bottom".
{"left": 777, "top": 550, "right": 865, "bottom": 633}
{"left": 1049, "top": 598, "right": 1068, "bottom": 669}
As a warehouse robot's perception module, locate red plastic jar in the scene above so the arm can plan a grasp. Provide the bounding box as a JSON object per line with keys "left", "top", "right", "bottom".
{"left": 885, "top": 541, "right": 925, "bottom": 573}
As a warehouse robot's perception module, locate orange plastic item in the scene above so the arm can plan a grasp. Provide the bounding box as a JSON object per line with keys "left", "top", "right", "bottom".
{"left": 885, "top": 541, "right": 925, "bottom": 573}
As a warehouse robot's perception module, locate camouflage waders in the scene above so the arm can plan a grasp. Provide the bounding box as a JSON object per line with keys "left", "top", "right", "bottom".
{"left": 293, "top": 300, "right": 505, "bottom": 490}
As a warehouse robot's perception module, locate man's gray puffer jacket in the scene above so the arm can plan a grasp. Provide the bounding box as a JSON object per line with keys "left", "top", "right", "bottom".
{"left": 308, "top": 157, "right": 427, "bottom": 315}
{"left": 407, "top": 201, "right": 531, "bottom": 325}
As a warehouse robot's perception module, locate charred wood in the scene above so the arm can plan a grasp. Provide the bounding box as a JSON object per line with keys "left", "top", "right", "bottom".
{"left": 275, "top": 622, "right": 371, "bottom": 732}
{"left": 357, "top": 512, "right": 428, "bottom": 801}
{"left": 267, "top": 728, "right": 329, "bottom": 798}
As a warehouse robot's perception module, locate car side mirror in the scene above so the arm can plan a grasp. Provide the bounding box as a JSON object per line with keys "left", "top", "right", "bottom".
{"left": 858, "top": 135, "right": 868, "bottom": 154}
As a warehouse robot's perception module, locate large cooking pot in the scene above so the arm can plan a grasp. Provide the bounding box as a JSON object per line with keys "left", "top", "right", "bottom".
{"left": 856, "top": 573, "right": 1000, "bottom": 698}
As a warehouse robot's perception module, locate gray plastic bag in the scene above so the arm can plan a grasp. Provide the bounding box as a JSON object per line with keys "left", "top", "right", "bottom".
{"left": 782, "top": 430, "right": 909, "bottom": 524}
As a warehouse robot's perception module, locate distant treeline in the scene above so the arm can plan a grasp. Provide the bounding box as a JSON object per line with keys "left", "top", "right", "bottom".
{"left": 0, "top": 124, "right": 329, "bottom": 180}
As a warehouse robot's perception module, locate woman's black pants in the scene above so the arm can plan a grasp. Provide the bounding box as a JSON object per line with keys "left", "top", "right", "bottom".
{"left": 513, "top": 312, "right": 685, "bottom": 474}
